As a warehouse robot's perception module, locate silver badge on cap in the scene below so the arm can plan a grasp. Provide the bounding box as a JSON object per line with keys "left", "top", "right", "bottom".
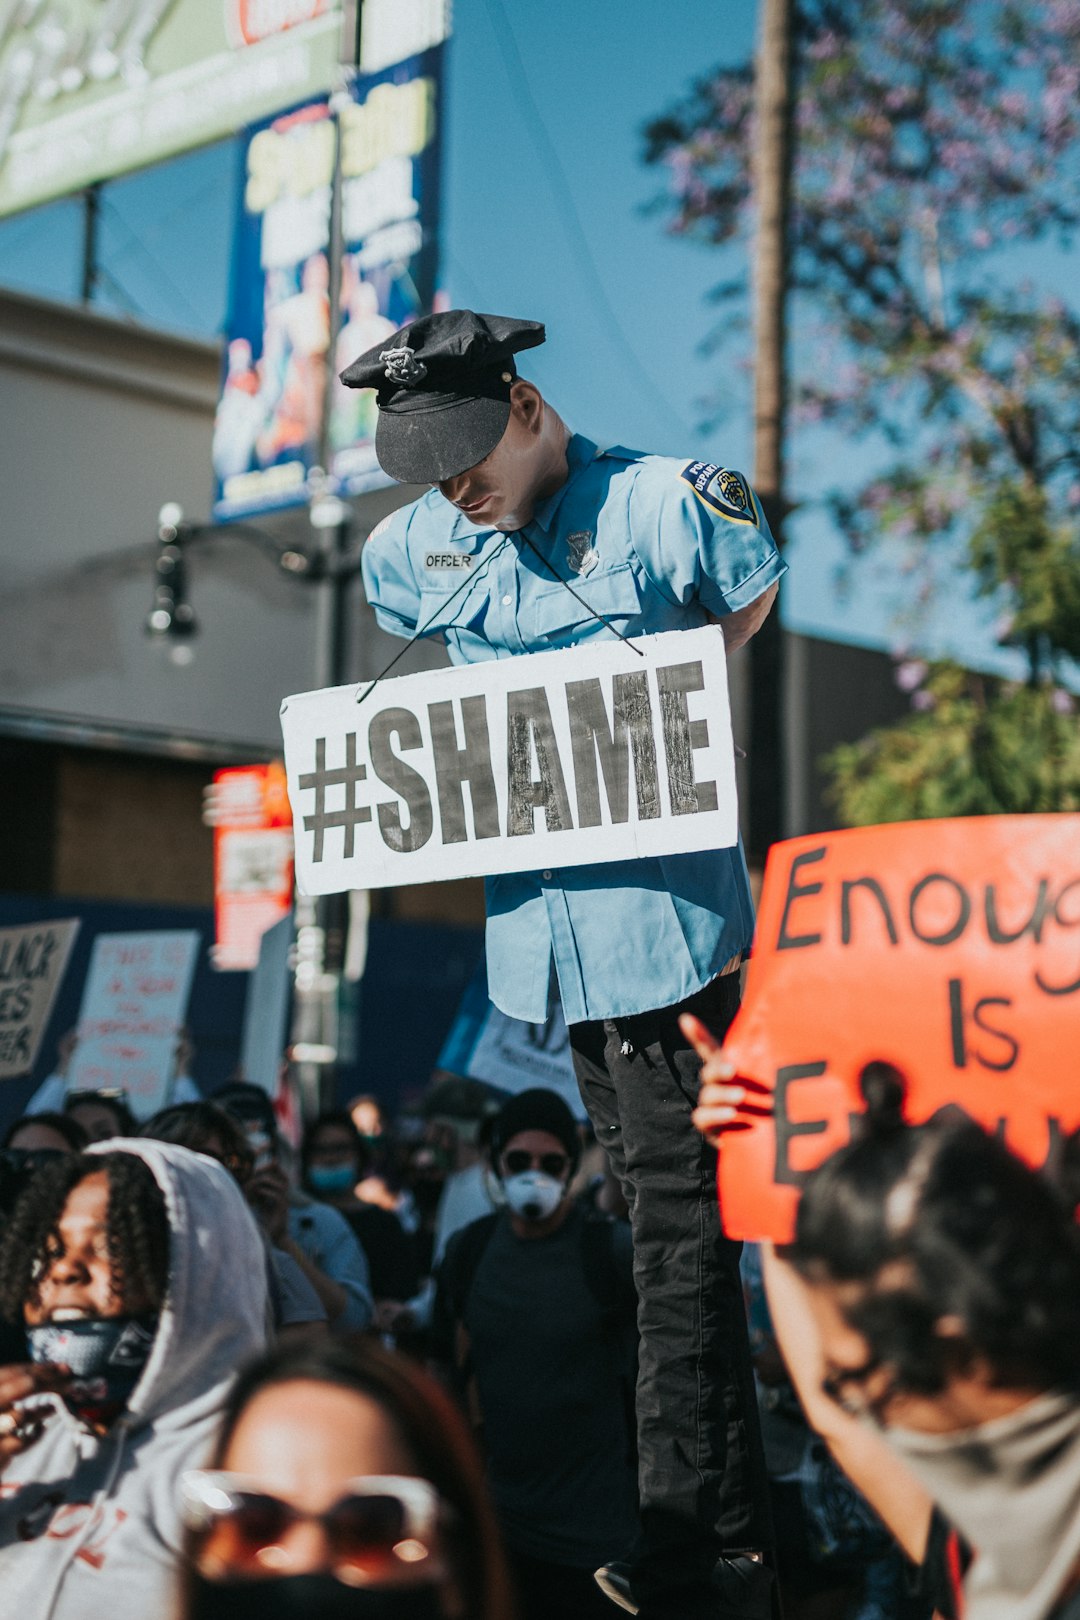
{"left": 380, "top": 346, "right": 428, "bottom": 387}
{"left": 567, "top": 532, "right": 599, "bottom": 575}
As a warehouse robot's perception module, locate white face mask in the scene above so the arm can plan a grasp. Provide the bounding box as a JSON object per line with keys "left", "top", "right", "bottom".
{"left": 502, "top": 1169, "right": 565, "bottom": 1222}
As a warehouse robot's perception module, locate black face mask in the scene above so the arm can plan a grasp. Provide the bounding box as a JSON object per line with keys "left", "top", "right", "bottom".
{"left": 27, "top": 1314, "right": 157, "bottom": 1429}
{"left": 189, "top": 1573, "right": 449, "bottom": 1620}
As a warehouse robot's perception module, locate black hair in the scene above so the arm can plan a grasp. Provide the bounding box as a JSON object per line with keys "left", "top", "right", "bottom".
{"left": 140, "top": 1102, "right": 254, "bottom": 1185}
{"left": 189, "top": 1337, "right": 516, "bottom": 1620}
{"left": 489, "top": 1087, "right": 581, "bottom": 1174}
{"left": 790, "top": 1063, "right": 1080, "bottom": 1397}
{"left": 3, "top": 1112, "right": 88, "bottom": 1153}
{"left": 64, "top": 1090, "right": 136, "bottom": 1136}
{"left": 212, "top": 1081, "right": 278, "bottom": 1144}
{"left": 0, "top": 1150, "right": 170, "bottom": 1322}
{"left": 300, "top": 1110, "right": 370, "bottom": 1176}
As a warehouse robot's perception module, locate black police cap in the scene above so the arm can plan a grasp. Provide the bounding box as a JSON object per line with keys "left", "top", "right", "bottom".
{"left": 339, "top": 309, "right": 545, "bottom": 484}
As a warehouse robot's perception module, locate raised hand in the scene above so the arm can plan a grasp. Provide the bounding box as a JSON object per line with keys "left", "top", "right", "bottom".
{"left": 680, "top": 1012, "right": 772, "bottom": 1145}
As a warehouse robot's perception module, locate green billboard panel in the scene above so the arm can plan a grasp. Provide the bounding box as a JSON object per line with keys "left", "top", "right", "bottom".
{"left": 0, "top": 0, "right": 345, "bottom": 217}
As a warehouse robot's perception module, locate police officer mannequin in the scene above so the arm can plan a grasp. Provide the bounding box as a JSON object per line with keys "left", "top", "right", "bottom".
{"left": 342, "top": 311, "right": 783, "bottom": 1620}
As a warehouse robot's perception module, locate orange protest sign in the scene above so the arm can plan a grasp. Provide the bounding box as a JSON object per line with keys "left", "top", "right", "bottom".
{"left": 212, "top": 763, "right": 294, "bottom": 971}
{"left": 717, "top": 815, "right": 1080, "bottom": 1242}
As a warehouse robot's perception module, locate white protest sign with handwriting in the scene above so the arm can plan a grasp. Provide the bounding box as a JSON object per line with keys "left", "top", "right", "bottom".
{"left": 281, "top": 626, "right": 737, "bottom": 894}
{"left": 67, "top": 931, "right": 201, "bottom": 1119}
{"left": 0, "top": 920, "right": 80, "bottom": 1081}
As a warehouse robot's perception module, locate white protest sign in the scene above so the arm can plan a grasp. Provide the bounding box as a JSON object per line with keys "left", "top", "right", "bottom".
{"left": 468, "top": 1001, "right": 579, "bottom": 1107}
{"left": 281, "top": 626, "right": 737, "bottom": 894}
{"left": 239, "top": 912, "right": 294, "bottom": 1096}
{"left": 0, "top": 920, "right": 80, "bottom": 1081}
{"left": 67, "top": 931, "right": 201, "bottom": 1120}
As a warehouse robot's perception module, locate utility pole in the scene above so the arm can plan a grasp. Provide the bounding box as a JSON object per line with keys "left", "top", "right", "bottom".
{"left": 748, "top": 0, "right": 794, "bottom": 858}
{"left": 289, "top": 12, "right": 362, "bottom": 1122}
{"left": 81, "top": 182, "right": 102, "bottom": 304}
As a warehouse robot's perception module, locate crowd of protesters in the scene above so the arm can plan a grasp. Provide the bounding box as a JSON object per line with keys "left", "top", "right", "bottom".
{"left": 0, "top": 1029, "right": 1079, "bottom": 1620}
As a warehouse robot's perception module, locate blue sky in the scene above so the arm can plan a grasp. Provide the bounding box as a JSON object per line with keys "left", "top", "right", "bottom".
{"left": 0, "top": 0, "right": 1073, "bottom": 678}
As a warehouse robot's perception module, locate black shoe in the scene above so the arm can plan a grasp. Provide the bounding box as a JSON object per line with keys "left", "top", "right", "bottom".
{"left": 594, "top": 1554, "right": 773, "bottom": 1619}
{"left": 713, "top": 1555, "right": 774, "bottom": 1618}
{"left": 593, "top": 1562, "right": 638, "bottom": 1614}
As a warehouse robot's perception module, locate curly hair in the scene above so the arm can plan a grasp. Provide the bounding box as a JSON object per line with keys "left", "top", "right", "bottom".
{"left": 790, "top": 1064, "right": 1080, "bottom": 1398}
{"left": 0, "top": 1151, "right": 169, "bottom": 1323}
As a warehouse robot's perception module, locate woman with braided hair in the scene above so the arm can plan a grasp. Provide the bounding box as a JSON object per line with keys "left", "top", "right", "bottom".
{"left": 0, "top": 1138, "right": 268, "bottom": 1620}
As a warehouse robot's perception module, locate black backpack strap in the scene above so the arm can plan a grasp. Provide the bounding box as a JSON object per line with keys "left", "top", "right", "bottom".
{"left": 432, "top": 1213, "right": 500, "bottom": 1367}
{"left": 446, "top": 1212, "right": 500, "bottom": 1315}
{"left": 580, "top": 1212, "right": 636, "bottom": 1321}
{"left": 580, "top": 1213, "right": 638, "bottom": 1465}
{"left": 580, "top": 1213, "right": 620, "bottom": 1319}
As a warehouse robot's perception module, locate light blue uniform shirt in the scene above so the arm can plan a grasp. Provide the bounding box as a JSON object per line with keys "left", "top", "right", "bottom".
{"left": 361, "top": 434, "right": 786, "bottom": 1024}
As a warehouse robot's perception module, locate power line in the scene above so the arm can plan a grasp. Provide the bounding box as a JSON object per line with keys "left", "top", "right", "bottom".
{"left": 100, "top": 195, "right": 207, "bottom": 331}
{"left": 138, "top": 173, "right": 231, "bottom": 253}
{"left": 478, "top": 0, "right": 698, "bottom": 442}
{"left": 95, "top": 263, "right": 145, "bottom": 322}
{"left": 442, "top": 245, "right": 490, "bottom": 309}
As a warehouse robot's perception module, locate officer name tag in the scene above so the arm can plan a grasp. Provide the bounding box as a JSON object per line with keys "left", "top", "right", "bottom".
{"left": 281, "top": 627, "right": 738, "bottom": 894}
{"left": 425, "top": 552, "right": 473, "bottom": 570}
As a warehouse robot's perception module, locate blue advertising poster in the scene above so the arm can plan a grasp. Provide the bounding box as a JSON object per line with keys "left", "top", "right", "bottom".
{"left": 212, "top": 44, "right": 444, "bottom": 521}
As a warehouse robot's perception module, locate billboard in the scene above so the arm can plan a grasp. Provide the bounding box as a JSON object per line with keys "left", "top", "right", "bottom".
{"left": 212, "top": 41, "right": 443, "bottom": 521}
{"left": 0, "top": 0, "right": 346, "bottom": 217}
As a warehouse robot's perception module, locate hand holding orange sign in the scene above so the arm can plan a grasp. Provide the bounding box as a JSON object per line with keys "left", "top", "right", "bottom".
{"left": 682, "top": 1013, "right": 773, "bottom": 1143}
{"left": 697, "top": 815, "right": 1080, "bottom": 1242}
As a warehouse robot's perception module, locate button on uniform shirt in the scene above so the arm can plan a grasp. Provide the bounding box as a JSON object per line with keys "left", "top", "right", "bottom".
{"left": 361, "top": 434, "right": 787, "bottom": 1025}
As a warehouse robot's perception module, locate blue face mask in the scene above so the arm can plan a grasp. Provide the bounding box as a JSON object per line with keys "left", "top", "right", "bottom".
{"left": 307, "top": 1164, "right": 357, "bottom": 1196}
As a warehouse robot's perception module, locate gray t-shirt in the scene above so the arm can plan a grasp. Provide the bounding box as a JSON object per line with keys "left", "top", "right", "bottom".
{"left": 457, "top": 1205, "right": 639, "bottom": 1566}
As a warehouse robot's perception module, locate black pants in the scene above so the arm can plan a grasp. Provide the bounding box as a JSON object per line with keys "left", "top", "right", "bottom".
{"left": 570, "top": 973, "right": 773, "bottom": 1619}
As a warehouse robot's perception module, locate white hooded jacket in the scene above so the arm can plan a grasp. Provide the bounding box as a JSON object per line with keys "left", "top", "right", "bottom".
{"left": 0, "top": 1139, "right": 269, "bottom": 1620}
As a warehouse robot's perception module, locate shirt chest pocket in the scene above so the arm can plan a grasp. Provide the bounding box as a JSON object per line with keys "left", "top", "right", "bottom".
{"left": 418, "top": 575, "right": 486, "bottom": 634}
{"left": 530, "top": 561, "right": 642, "bottom": 646}
{"left": 417, "top": 577, "right": 495, "bottom": 664}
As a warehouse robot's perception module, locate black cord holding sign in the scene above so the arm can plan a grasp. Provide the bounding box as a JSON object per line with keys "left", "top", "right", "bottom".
{"left": 514, "top": 531, "right": 645, "bottom": 656}
{"left": 354, "top": 527, "right": 643, "bottom": 707}
{"left": 355, "top": 534, "right": 515, "bottom": 705}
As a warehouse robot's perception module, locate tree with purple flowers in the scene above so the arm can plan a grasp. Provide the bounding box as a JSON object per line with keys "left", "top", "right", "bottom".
{"left": 645, "top": 0, "right": 1080, "bottom": 820}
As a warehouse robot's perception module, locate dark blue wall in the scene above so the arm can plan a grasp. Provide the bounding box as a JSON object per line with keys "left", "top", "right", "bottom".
{"left": 355, "top": 917, "right": 484, "bottom": 1110}
{"left": 0, "top": 893, "right": 483, "bottom": 1134}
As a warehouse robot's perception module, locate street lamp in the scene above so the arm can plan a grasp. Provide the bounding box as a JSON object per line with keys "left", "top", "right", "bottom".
{"left": 145, "top": 500, "right": 364, "bottom": 659}
{"left": 145, "top": 495, "right": 366, "bottom": 1118}
{"left": 146, "top": 503, "right": 198, "bottom": 663}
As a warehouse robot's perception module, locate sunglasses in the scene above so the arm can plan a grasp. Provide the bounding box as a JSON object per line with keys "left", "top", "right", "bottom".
{"left": 502, "top": 1149, "right": 569, "bottom": 1177}
{"left": 180, "top": 1471, "right": 441, "bottom": 1583}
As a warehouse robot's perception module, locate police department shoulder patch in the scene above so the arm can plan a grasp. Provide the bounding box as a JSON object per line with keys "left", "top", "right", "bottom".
{"left": 679, "top": 461, "right": 759, "bottom": 526}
